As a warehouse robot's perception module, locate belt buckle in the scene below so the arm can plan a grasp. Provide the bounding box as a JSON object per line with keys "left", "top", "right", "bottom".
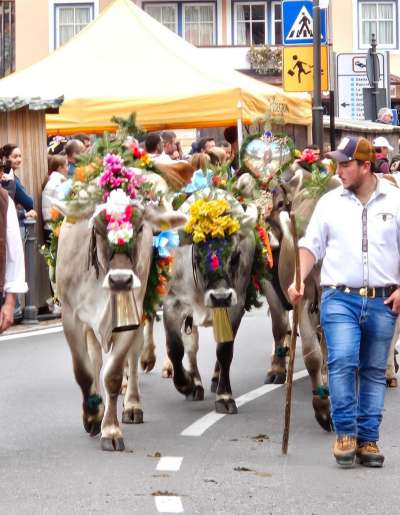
{"left": 359, "top": 287, "right": 368, "bottom": 297}
{"left": 359, "top": 287, "right": 375, "bottom": 298}
{"left": 369, "top": 287, "right": 376, "bottom": 299}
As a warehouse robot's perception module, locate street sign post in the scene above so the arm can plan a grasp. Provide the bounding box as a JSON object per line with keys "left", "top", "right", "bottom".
{"left": 336, "top": 53, "right": 385, "bottom": 120}
{"left": 282, "top": 0, "right": 327, "bottom": 46}
{"left": 283, "top": 45, "right": 329, "bottom": 92}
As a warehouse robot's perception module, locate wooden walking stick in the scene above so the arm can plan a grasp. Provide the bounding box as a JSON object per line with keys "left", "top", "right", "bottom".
{"left": 282, "top": 213, "right": 301, "bottom": 455}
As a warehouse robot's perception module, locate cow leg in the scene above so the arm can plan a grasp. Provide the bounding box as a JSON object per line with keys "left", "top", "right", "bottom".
{"left": 63, "top": 315, "right": 104, "bottom": 437}
{"left": 386, "top": 317, "right": 400, "bottom": 388}
{"left": 122, "top": 327, "right": 145, "bottom": 424}
{"left": 141, "top": 317, "right": 157, "bottom": 373}
{"left": 214, "top": 311, "right": 242, "bottom": 415}
{"left": 161, "top": 356, "right": 174, "bottom": 378}
{"left": 101, "top": 331, "right": 134, "bottom": 451}
{"left": 299, "top": 299, "right": 333, "bottom": 432}
{"left": 182, "top": 325, "right": 204, "bottom": 401}
{"left": 164, "top": 309, "right": 195, "bottom": 398}
{"left": 263, "top": 282, "right": 291, "bottom": 385}
{"left": 211, "top": 361, "right": 220, "bottom": 393}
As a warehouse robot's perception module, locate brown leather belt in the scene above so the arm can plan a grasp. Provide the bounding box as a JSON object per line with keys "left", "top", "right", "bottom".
{"left": 323, "top": 285, "right": 398, "bottom": 299}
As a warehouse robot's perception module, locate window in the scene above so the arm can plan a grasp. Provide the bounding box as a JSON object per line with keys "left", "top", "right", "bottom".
{"left": 359, "top": 1, "right": 396, "bottom": 48}
{"left": 183, "top": 4, "right": 215, "bottom": 46}
{"left": 271, "top": 1, "right": 282, "bottom": 45}
{"left": 235, "top": 2, "right": 266, "bottom": 45}
{"left": 55, "top": 3, "right": 94, "bottom": 48}
{"left": 144, "top": 4, "right": 178, "bottom": 33}
{"left": 0, "top": 1, "right": 15, "bottom": 78}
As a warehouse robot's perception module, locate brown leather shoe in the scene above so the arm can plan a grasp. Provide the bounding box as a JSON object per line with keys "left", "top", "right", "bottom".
{"left": 356, "top": 442, "right": 384, "bottom": 468}
{"left": 333, "top": 436, "right": 357, "bottom": 468}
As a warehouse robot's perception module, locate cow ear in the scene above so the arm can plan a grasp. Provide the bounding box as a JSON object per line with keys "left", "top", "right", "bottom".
{"left": 51, "top": 198, "right": 96, "bottom": 221}
{"left": 144, "top": 206, "right": 188, "bottom": 232}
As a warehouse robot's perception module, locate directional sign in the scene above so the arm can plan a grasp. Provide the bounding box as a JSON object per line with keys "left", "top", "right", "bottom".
{"left": 336, "top": 53, "right": 386, "bottom": 120}
{"left": 283, "top": 1, "right": 327, "bottom": 46}
{"left": 283, "top": 46, "right": 329, "bottom": 92}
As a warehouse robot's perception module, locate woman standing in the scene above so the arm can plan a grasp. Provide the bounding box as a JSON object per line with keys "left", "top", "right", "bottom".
{"left": 0, "top": 144, "right": 37, "bottom": 221}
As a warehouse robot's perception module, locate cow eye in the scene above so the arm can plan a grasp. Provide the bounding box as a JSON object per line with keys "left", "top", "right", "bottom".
{"left": 276, "top": 200, "right": 285, "bottom": 210}
{"left": 137, "top": 224, "right": 144, "bottom": 234}
{"left": 231, "top": 251, "right": 240, "bottom": 271}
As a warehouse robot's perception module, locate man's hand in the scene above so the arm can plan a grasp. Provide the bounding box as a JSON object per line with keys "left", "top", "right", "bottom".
{"left": 288, "top": 281, "right": 305, "bottom": 306}
{"left": 0, "top": 293, "right": 16, "bottom": 334}
{"left": 384, "top": 288, "right": 400, "bottom": 314}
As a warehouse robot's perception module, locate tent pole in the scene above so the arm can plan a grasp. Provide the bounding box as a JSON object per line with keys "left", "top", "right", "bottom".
{"left": 236, "top": 100, "right": 243, "bottom": 166}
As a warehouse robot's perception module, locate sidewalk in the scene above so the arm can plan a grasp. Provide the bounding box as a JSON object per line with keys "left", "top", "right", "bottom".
{"left": 2, "top": 318, "right": 62, "bottom": 338}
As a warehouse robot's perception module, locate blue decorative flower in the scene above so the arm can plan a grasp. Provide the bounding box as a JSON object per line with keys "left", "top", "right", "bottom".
{"left": 184, "top": 169, "right": 213, "bottom": 194}
{"left": 153, "top": 230, "right": 179, "bottom": 257}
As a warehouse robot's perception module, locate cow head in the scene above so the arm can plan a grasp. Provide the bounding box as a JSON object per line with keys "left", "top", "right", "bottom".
{"left": 180, "top": 189, "right": 257, "bottom": 309}
{"left": 54, "top": 193, "right": 187, "bottom": 328}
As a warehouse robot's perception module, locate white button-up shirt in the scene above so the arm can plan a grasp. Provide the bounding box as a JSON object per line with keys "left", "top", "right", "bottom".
{"left": 299, "top": 178, "right": 400, "bottom": 288}
{"left": 4, "top": 198, "right": 28, "bottom": 293}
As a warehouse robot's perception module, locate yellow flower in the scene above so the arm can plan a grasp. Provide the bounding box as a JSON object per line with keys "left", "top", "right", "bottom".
{"left": 185, "top": 198, "right": 240, "bottom": 242}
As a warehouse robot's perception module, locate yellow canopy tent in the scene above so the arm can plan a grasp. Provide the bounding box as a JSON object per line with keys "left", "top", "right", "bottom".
{"left": 0, "top": 0, "right": 311, "bottom": 133}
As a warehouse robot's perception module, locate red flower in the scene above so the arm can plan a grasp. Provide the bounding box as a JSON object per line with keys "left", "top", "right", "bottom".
{"left": 212, "top": 176, "right": 221, "bottom": 186}
{"left": 132, "top": 145, "right": 142, "bottom": 159}
{"left": 125, "top": 205, "right": 133, "bottom": 220}
{"left": 300, "top": 148, "right": 318, "bottom": 164}
{"left": 117, "top": 238, "right": 125, "bottom": 246}
{"left": 211, "top": 254, "right": 220, "bottom": 271}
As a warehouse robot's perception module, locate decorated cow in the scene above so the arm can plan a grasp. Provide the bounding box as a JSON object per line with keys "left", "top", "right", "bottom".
{"left": 52, "top": 136, "right": 191, "bottom": 451}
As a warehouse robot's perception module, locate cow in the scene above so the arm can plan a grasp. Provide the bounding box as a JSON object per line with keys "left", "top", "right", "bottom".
{"left": 162, "top": 191, "right": 258, "bottom": 414}
{"left": 55, "top": 195, "right": 187, "bottom": 451}
{"left": 263, "top": 166, "right": 341, "bottom": 431}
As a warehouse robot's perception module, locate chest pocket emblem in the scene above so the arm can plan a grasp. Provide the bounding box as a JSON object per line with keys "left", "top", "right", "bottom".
{"left": 377, "top": 212, "right": 394, "bottom": 222}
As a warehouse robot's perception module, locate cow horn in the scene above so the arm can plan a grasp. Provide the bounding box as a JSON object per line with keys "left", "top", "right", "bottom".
{"left": 241, "top": 202, "right": 258, "bottom": 229}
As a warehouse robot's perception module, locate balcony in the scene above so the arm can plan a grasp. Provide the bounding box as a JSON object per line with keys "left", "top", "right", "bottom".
{"left": 197, "top": 44, "right": 283, "bottom": 84}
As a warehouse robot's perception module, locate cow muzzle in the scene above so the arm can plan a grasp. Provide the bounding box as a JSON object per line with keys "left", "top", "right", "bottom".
{"left": 204, "top": 288, "right": 237, "bottom": 308}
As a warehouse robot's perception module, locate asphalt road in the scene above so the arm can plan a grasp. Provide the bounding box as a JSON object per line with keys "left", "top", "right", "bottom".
{"left": 1, "top": 310, "right": 399, "bottom": 515}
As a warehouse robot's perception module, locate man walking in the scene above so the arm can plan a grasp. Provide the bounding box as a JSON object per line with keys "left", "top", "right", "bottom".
{"left": 288, "top": 137, "right": 400, "bottom": 468}
{"left": 0, "top": 186, "right": 27, "bottom": 333}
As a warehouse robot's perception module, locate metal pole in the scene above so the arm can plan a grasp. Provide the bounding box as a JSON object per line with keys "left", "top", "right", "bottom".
{"left": 329, "top": 90, "right": 336, "bottom": 150}
{"left": 312, "top": 0, "right": 323, "bottom": 149}
{"left": 371, "top": 33, "right": 379, "bottom": 122}
{"left": 22, "top": 219, "right": 39, "bottom": 325}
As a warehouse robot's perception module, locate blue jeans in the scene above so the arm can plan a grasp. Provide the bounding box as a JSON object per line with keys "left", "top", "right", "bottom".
{"left": 320, "top": 289, "right": 397, "bottom": 443}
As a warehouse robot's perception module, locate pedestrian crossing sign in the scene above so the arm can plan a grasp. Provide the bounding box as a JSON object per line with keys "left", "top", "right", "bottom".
{"left": 283, "top": 1, "right": 327, "bottom": 46}
{"left": 283, "top": 46, "right": 329, "bottom": 92}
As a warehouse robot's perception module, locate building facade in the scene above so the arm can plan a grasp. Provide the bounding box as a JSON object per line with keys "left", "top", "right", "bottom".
{"left": 3, "top": 0, "right": 400, "bottom": 95}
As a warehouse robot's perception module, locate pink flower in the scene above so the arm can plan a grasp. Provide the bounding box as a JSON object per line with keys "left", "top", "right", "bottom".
{"left": 211, "top": 255, "right": 219, "bottom": 271}
{"left": 300, "top": 148, "right": 318, "bottom": 164}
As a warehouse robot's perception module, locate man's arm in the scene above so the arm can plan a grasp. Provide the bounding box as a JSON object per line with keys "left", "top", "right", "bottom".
{"left": 0, "top": 199, "right": 28, "bottom": 334}
{"left": 287, "top": 248, "right": 316, "bottom": 305}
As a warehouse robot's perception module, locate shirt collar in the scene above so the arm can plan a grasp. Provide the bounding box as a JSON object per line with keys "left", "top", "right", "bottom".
{"left": 339, "top": 175, "right": 389, "bottom": 199}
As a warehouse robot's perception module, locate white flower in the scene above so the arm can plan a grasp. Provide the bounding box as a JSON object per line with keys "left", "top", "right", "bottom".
{"left": 105, "top": 189, "right": 131, "bottom": 218}
{"left": 107, "top": 221, "right": 133, "bottom": 245}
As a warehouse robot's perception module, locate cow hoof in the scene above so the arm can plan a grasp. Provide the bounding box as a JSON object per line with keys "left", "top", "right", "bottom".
{"left": 264, "top": 371, "right": 286, "bottom": 385}
{"left": 190, "top": 385, "right": 204, "bottom": 401}
{"left": 162, "top": 368, "right": 173, "bottom": 379}
{"left": 122, "top": 408, "right": 144, "bottom": 424}
{"left": 101, "top": 437, "right": 125, "bottom": 452}
{"left": 387, "top": 377, "right": 398, "bottom": 388}
{"left": 83, "top": 417, "right": 102, "bottom": 437}
{"left": 215, "top": 399, "right": 238, "bottom": 415}
{"left": 210, "top": 379, "right": 218, "bottom": 393}
{"left": 312, "top": 396, "right": 333, "bottom": 432}
{"left": 141, "top": 356, "right": 156, "bottom": 374}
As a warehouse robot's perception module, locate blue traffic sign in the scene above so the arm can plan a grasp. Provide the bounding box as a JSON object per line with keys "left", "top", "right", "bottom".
{"left": 283, "top": 1, "right": 327, "bottom": 46}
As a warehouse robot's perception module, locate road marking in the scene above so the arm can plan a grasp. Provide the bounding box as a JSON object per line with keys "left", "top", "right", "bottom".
{"left": 180, "top": 369, "right": 308, "bottom": 437}
{"left": 154, "top": 496, "right": 184, "bottom": 513}
{"left": 156, "top": 457, "right": 183, "bottom": 472}
{"left": 0, "top": 326, "right": 63, "bottom": 342}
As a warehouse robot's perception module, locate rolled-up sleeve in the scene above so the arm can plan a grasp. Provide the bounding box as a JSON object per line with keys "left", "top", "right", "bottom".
{"left": 298, "top": 199, "right": 328, "bottom": 263}
{"left": 4, "top": 199, "right": 28, "bottom": 293}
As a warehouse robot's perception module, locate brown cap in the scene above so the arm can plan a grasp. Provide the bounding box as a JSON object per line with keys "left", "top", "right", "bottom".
{"left": 327, "top": 137, "right": 376, "bottom": 163}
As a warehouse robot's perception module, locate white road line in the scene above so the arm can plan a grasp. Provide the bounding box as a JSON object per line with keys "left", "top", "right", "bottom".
{"left": 154, "top": 496, "right": 184, "bottom": 513}
{"left": 180, "top": 369, "right": 309, "bottom": 437}
{"left": 0, "top": 326, "right": 63, "bottom": 342}
{"left": 156, "top": 457, "right": 183, "bottom": 472}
